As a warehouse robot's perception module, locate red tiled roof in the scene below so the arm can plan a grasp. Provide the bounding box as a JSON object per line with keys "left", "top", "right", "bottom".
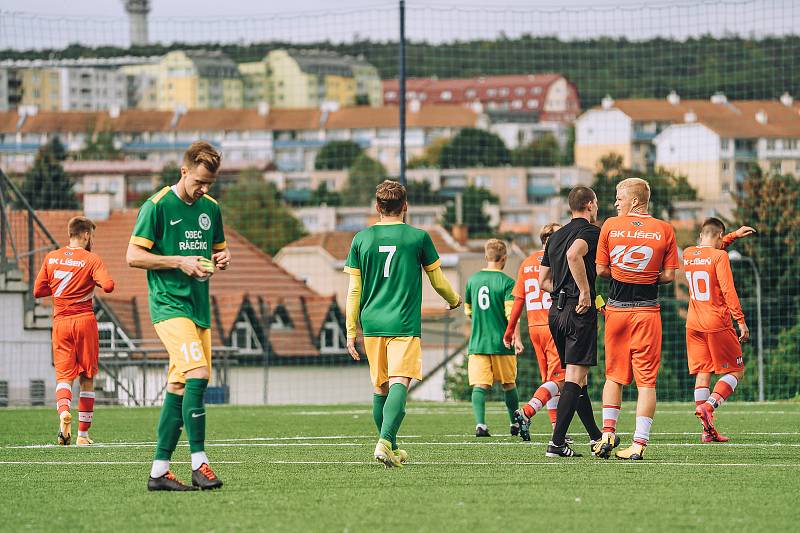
{"left": 285, "top": 226, "right": 463, "bottom": 261}
{"left": 25, "top": 207, "right": 339, "bottom": 358}
{"left": 0, "top": 111, "right": 19, "bottom": 133}
{"left": 325, "top": 105, "right": 478, "bottom": 129}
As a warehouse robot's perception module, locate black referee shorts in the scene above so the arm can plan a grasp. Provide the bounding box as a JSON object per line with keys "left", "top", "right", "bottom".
{"left": 548, "top": 299, "right": 598, "bottom": 367}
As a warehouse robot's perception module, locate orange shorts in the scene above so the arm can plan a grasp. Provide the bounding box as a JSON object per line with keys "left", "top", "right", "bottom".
{"left": 52, "top": 314, "right": 99, "bottom": 382}
{"left": 604, "top": 307, "right": 662, "bottom": 387}
{"left": 528, "top": 324, "right": 565, "bottom": 382}
{"left": 686, "top": 327, "right": 743, "bottom": 375}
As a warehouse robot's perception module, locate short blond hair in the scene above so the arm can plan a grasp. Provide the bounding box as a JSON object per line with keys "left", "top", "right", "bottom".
{"left": 539, "top": 222, "right": 561, "bottom": 247}
{"left": 183, "top": 141, "right": 222, "bottom": 174}
{"left": 485, "top": 239, "right": 507, "bottom": 262}
{"left": 68, "top": 216, "right": 95, "bottom": 238}
{"left": 617, "top": 177, "right": 650, "bottom": 206}
{"left": 375, "top": 180, "right": 406, "bottom": 216}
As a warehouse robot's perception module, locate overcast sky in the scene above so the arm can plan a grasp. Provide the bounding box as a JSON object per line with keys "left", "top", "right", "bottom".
{"left": 1, "top": 0, "right": 796, "bottom": 49}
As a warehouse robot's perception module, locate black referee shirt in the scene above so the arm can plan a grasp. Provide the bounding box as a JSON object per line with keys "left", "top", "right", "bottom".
{"left": 541, "top": 217, "right": 600, "bottom": 299}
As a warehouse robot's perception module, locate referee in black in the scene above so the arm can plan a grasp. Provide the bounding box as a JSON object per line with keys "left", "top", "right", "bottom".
{"left": 538, "top": 186, "right": 604, "bottom": 457}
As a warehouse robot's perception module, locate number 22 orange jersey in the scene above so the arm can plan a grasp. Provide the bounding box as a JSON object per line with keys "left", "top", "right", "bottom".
{"left": 33, "top": 246, "right": 114, "bottom": 320}
{"left": 512, "top": 250, "right": 552, "bottom": 326}
{"left": 683, "top": 245, "right": 744, "bottom": 332}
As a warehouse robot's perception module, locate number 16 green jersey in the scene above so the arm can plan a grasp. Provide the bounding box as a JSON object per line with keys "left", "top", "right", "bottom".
{"left": 344, "top": 222, "right": 440, "bottom": 337}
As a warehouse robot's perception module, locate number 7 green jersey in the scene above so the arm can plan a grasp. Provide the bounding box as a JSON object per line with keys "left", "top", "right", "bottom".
{"left": 344, "top": 222, "right": 440, "bottom": 337}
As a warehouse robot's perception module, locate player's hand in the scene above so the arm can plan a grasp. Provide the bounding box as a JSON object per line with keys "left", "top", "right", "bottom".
{"left": 212, "top": 248, "right": 231, "bottom": 270}
{"left": 177, "top": 256, "right": 209, "bottom": 278}
{"left": 346, "top": 338, "right": 360, "bottom": 360}
{"left": 738, "top": 321, "right": 750, "bottom": 343}
{"left": 576, "top": 291, "right": 591, "bottom": 315}
{"left": 514, "top": 336, "right": 525, "bottom": 355}
{"left": 448, "top": 296, "right": 462, "bottom": 310}
{"left": 734, "top": 226, "right": 757, "bottom": 239}
{"left": 503, "top": 330, "right": 513, "bottom": 349}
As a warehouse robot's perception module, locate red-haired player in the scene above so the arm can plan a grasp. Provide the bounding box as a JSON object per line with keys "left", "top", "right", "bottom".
{"left": 33, "top": 216, "right": 114, "bottom": 446}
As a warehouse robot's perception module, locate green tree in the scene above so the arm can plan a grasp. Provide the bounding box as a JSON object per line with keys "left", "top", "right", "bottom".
{"left": 340, "top": 154, "right": 386, "bottom": 206}
{"left": 438, "top": 128, "right": 510, "bottom": 169}
{"left": 589, "top": 153, "right": 698, "bottom": 222}
{"left": 158, "top": 163, "right": 181, "bottom": 188}
{"left": 221, "top": 177, "right": 306, "bottom": 256}
{"left": 19, "top": 137, "right": 78, "bottom": 210}
{"left": 407, "top": 137, "right": 449, "bottom": 169}
{"left": 405, "top": 179, "right": 443, "bottom": 205}
{"left": 510, "top": 133, "right": 560, "bottom": 167}
{"left": 78, "top": 128, "right": 122, "bottom": 160}
{"left": 314, "top": 140, "right": 364, "bottom": 170}
{"left": 308, "top": 181, "right": 341, "bottom": 206}
{"left": 442, "top": 185, "right": 498, "bottom": 236}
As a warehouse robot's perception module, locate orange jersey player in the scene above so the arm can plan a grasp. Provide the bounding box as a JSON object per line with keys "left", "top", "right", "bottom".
{"left": 593, "top": 177, "right": 679, "bottom": 461}
{"left": 33, "top": 216, "right": 114, "bottom": 447}
{"left": 504, "top": 223, "right": 565, "bottom": 441}
{"left": 684, "top": 218, "right": 754, "bottom": 443}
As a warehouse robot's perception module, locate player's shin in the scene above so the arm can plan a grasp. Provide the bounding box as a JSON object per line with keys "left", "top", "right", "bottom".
{"left": 183, "top": 378, "right": 209, "bottom": 469}
{"left": 471, "top": 387, "right": 487, "bottom": 428}
{"left": 526, "top": 381, "right": 559, "bottom": 418}
{"left": 152, "top": 391, "right": 183, "bottom": 477}
{"left": 503, "top": 387, "right": 519, "bottom": 423}
{"left": 694, "top": 386, "right": 711, "bottom": 407}
{"left": 380, "top": 383, "right": 408, "bottom": 446}
{"left": 372, "top": 393, "right": 388, "bottom": 435}
{"left": 576, "top": 386, "right": 602, "bottom": 441}
{"left": 707, "top": 374, "right": 738, "bottom": 411}
{"left": 602, "top": 404, "right": 620, "bottom": 434}
{"left": 77, "top": 391, "right": 95, "bottom": 439}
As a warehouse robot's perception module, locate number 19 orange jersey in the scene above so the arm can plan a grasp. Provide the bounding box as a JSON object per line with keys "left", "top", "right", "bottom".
{"left": 33, "top": 246, "right": 114, "bottom": 321}
{"left": 683, "top": 245, "right": 744, "bottom": 332}
{"left": 512, "top": 250, "right": 551, "bottom": 327}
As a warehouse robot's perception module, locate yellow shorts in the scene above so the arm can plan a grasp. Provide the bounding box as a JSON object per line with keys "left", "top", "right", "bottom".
{"left": 468, "top": 354, "right": 518, "bottom": 386}
{"left": 153, "top": 317, "right": 212, "bottom": 384}
{"left": 363, "top": 336, "right": 422, "bottom": 387}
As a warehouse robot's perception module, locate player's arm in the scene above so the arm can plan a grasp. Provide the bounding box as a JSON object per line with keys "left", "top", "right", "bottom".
{"left": 657, "top": 226, "right": 680, "bottom": 284}
{"left": 126, "top": 243, "right": 207, "bottom": 278}
{"left": 32, "top": 260, "right": 51, "bottom": 298}
{"left": 596, "top": 222, "right": 612, "bottom": 279}
{"left": 211, "top": 207, "right": 230, "bottom": 270}
{"left": 566, "top": 238, "right": 592, "bottom": 314}
{"left": 717, "top": 254, "right": 749, "bottom": 343}
{"left": 721, "top": 226, "right": 756, "bottom": 250}
{"left": 425, "top": 266, "right": 461, "bottom": 309}
{"left": 344, "top": 272, "right": 362, "bottom": 361}
{"left": 92, "top": 257, "right": 115, "bottom": 293}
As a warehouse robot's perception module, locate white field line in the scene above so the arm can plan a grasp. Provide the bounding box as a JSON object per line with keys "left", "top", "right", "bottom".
{"left": 0, "top": 461, "right": 242, "bottom": 465}
{"left": 291, "top": 408, "right": 800, "bottom": 416}
{"left": 268, "top": 460, "right": 800, "bottom": 468}
{"left": 8, "top": 441, "right": 800, "bottom": 450}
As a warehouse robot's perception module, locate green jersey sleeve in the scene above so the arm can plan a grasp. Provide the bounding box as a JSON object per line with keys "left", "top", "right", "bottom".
{"left": 130, "top": 199, "right": 159, "bottom": 250}
{"left": 464, "top": 277, "right": 472, "bottom": 306}
{"left": 504, "top": 276, "right": 515, "bottom": 301}
{"left": 420, "top": 231, "right": 441, "bottom": 272}
{"left": 212, "top": 204, "right": 226, "bottom": 251}
{"left": 344, "top": 234, "right": 361, "bottom": 275}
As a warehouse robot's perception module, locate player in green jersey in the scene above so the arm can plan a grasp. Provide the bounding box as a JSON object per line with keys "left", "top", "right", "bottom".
{"left": 127, "top": 141, "right": 230, "bottom": 491}
{"left": 345, "top": 180, "right": 461, "bottom": 468}
{"left": 464, "top": 239, "right": 523, "bottom": 437}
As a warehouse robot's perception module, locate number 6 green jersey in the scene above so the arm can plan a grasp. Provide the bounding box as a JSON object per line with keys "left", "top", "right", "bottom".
{"left": 344, "top": 222, "right": 440, "bottom": 337}
{"left": 129, "top": 186, "right": 226, "bottom": 329}
{"left": 465, "top": 269, "right": 515, "bottom": 355}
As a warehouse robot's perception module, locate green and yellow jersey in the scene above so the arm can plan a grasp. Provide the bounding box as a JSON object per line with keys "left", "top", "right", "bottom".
{"left": 344, "top": 222, "right": 441, "bottom": 337}
{"left": 465, "top": 269, "right": 515, "bottom": 355}
{"left": 130, "top": 186, "right": 226, "bottom": 329}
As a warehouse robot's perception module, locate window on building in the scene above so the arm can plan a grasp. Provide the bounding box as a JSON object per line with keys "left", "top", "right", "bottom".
{"left": 386, "top": 91, "right": 397, "bottom": 99}
{"left": 465, "top": 89, "right": 476, "bottom": 98}
{"left": 527, "top": 99, "right": 538, "bottom": 109}
{"left": 511, "top": 100, "right": 523, "bottom": 109}
{"left": 515, "top": 87, "right": 526, "bottom": 96}
{"left": 722, "top": 161, "right": 730, "bottom": 171}
{"left": 474, "top": 175, "right": 490, "bottom": 188}
{"left": 767, "top": 139, "right": 776, "bottom": 150}
{"left": 487, "top": 88, "right": 497, "bottom": 97}
{"left": 320, "top": 320, "right": 345, "bottom": 353}
{"left": 499, "top": 87, "right": 509, "bottom": 96}
{"left": 440, "top": 90, "right": 452, "bottom": 100}
{"left": 232, "top": 320, "right": 263, "bottom": 354}
{"left": 786, "top": 139, "right": 798, "bottom": 150}
{"left": 531, "top": 87, "right": 542, "bottom": 94}
{"left": 720, "top": 139, "right": 730, "bottom": 150}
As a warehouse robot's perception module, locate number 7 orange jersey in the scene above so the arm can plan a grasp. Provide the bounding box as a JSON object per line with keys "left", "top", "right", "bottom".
{"left": 683, "top": 245, "right": 744, "bottom": 332}
{"left": 512, "top": 250, "right": 552, "bottom": 326}
{"left": 33, "top": 246, "right": 115, "bottom": 320}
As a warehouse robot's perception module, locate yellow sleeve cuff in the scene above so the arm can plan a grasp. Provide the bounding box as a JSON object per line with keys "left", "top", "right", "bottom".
{"left": 504, "top": 300, "right": 514, "bottom": 320}
{"left": 464, "top": 303, "right": 472, "bottom": 317}
{"left": 425, "top": 266, "right": 460, "bottom": 308}
{"left": 343, "top": 266, "right": 361, "bottom": 276}
{"left": 346, "top": 274, "right": 362, "bottom": 339}
{"left": 423, "top": 258, "right": 442, "bottom": 272}
{"left": 212, "top": 241, "right": 227, "bottom": 252}
{"left": 129, "top": 236, "right": 154, "bottom": 249}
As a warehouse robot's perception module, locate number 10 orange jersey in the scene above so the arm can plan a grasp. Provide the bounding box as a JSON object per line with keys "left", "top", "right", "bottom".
{"left": 512, "top": 250, "right": 551, "bottom": 327}
{"left": 683, "top": 245, "right": 744, "bottom": 332}
{"left": 34, "top": 246, "right": 114, "bottom": 320}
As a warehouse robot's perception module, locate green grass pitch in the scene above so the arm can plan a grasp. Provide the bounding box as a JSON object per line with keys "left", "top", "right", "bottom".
{"left": 2, "top": 401, "right": 799, "bottom": 532}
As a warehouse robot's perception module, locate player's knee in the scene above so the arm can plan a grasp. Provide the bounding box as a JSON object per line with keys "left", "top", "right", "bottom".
{"left": 185, "top": 366, "right": 210, "bottom": 380}
{"left": 731, "top": 370, "right": 745, "bottom": 381}
{"left": 167, "top": 382, "right": 186, "bottom": 395}
{"left": 501, "top": 383, "right": 516, "bottom": 390}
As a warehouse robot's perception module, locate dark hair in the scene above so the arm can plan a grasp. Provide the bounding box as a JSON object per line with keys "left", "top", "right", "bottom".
{"left": 701, "top": 217, "right": 726, "bottom": 236}
{"left": 68, "top": 216, "right": 95, "bottom": 238}
{"left": 375, "top": 180, "right": 406, "bottom": 216}
{"left": 568, "top": 186, "right": 596, "bottom": 212}
{"left": 539, "top": 222, "right": 561, "bottom": 247}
